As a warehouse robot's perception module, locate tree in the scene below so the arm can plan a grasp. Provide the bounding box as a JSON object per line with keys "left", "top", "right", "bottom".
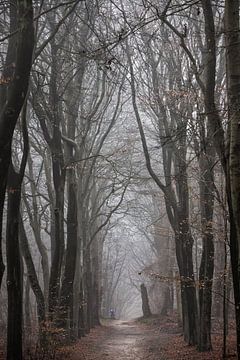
{"left": 126, "top": 31, "right": 199, "bottom": 344}
{"left": 140, "top": 283, "right": 152, "bottom": 318}
{"left": 225, "top": 0, "right": 240, "bottom": 356}
{"left": 0, "top": 0, "right": 34, "bottom": 288}
{"left": 6, "top": 106, "right": 29, "bottom": 360}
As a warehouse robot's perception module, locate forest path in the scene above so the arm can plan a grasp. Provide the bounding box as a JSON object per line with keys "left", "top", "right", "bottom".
{"left": 96, "top": 320, "right": 168, "bottom": 359}
{"left": 66, "top": 319, "right": 169, "bottom": 360}
{"left": 60, "top": 317, "right": 239, "bottom": 360}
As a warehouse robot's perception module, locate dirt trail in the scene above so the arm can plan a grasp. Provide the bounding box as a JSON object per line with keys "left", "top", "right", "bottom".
{"left": 98, "top": 320, "right": 167, "bottom": 359}
{"left": 67, "top": 320, "right": 169, "bottom": 360}
{"left": 60, "top": 317, "right": 238, "bottom": 360}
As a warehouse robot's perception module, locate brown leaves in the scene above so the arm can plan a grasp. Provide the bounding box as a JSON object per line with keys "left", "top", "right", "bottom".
{"left": 0, "top": 76, "right": 13, "bottom": 85}
{"left": 164, "top": 334, "right": 237, "bottom": 360}
{"left": 56, "top": 316, "right": 237, "bottom": 360}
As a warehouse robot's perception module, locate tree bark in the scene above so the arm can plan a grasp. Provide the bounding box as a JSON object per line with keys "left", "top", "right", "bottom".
{"left": 33, "top": 39, "right": 66, "bottom": 316}
{"left": 176, "top": 228, "right": 198, "bottom": 345}
{"left": 85, "top": 247, "right": 93, "bottom": 332}
{"left": 225, "top": 1, "right": 240, "bottom": 357}
{"left": 140, "top": 283, "right": 152, "bottom": 318}
{"left": 198, "top": 150, "right": 215, "bottom": 351}
{"left": 6, "top": 90, "right": 30, "bottom": 360}
{"left": 19, "top": 217, "right": 46, "bottom": 325}
{"left": 24, "top": 151, "right": 50, "bottom": 305}
{"left": 126, "top": 41, "right": 198, "bottom": 345}
{"left": 24, "top": 278, "right": 31, "bottom": 334}
{"left": 92, "top": 238, "right": 101, "bottom": 326}
{"left": 0, "top": 0, "right": 34, "bottom": 289}
{"left": 78, "top": 279, "right": 85, "bottom": 338}
{"left": 58, "top": 179, "right": 77, "bottom": 331}
{"left": 6, "top": 165, "right": 23, "bottom": 360}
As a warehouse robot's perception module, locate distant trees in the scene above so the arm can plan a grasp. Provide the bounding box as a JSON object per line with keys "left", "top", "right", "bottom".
{"left": 0, "top": 0, "right": 130, "bottom": 356}
{"left": 117, "top": 0, "right": 240, "bottom": 354}
{"left": 126, "top": 25, "right": 199, "bottom": 344}
{"left": 27, "top": 0, "right": 129, "bottom": 340}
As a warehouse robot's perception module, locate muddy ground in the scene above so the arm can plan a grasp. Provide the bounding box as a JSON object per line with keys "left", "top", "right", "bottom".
{"left": 57, "top": 316, "right": 237, "bottom": 360}
{"left": 58, "top": 319, "right": 170, "bottom": 360}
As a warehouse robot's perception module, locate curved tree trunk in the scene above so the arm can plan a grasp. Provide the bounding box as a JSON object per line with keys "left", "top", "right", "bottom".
{"left": 19, "top": 217, "right": 46, "bottom": 326}
{"left": 24, "top": 152, "right": 50, "bottom": 305}
{"left": 127, "top": 42, "right": 198, "bottom": 345}
{"left": 34, "top": 38, "right": 66, "bottom": 316}
{"left": 0, "top": 0, "right": 34, "bottom": 289}
{"left": 6, "top": 101, "right": 30, "bottom": 360}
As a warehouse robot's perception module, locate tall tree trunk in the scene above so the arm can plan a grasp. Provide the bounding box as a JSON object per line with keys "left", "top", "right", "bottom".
{"left": 127, "top": 42, "right": 198, "bottom": 345}
{"left": 225, "top": 1, "right": 240, "bottom": 356}
{"left": 140, "top": 283, "right": 152, "bottom": 318}
{"left": 92, "top": 248, "right": 101, "bottom": 326}
{"left": 24, "top": 152, "right": 50, "bottom": 305}
{"left": 213, "top": 226, "right": 225, "bottom": 318}
{"left": 72, "top": 191, "right": 84, "bottom": 339}
{"left": 24, "top": 278, "right": 31, "bottom": 333}
{"left": 176, "top": 229, "right": 198, "bottom": 345}
{"left": 200, "top": 0, "right": 240, "bottom": 354}
{"left": 78, "top": 280, "right": 85, "bottom": 338}
{"left": 35, "top": 39, "right": 66, "bottom": 316}
{"left": 174, "top": 136, "right": 199, "bottom": 346}
{"left": 6, "top": 165, "right": 23, "bottom": 360}
{"left": 160, "top": 286, "right": 172, "bottom": 316}
{"left": 19, "top": 217, "right": 46, "bottom": 325}
{"left": 6, "top": 100, "right": 30, "bottom": 359}
{"left": 198, "top": 145, "right": 215, "bottom": 352}
{"left": 0, "top": 0, "right": 34, "bottom": 289}
{"left": 85, "top": 247, "right": 93, "bottom": 333}
{"left": 72, "top": 244, "right": 83, "bottom": 339}
{"left": 58, "top": 177, "right": 77, "bottom": 331}
{"left": 58, "top": 52, "right": 82, "bottom": 331}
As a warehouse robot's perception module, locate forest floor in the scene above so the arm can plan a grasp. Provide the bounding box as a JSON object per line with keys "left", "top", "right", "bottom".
{"left": 0, "top": 315, "right": 236, "bottom": 359}
{"left": 57, "top": 315, "right": 237, "bottom": 360}
{"left": 57, "top": 318, "right": 169, "bottom": 360}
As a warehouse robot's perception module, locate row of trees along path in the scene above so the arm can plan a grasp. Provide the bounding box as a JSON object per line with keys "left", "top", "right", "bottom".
{"left": 0, "top": 0, "right": 240, "bottom": 359}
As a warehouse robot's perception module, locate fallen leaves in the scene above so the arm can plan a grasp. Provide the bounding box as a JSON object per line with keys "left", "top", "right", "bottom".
{"left": 55, "top": 316, "right": 237, "bottom": 360}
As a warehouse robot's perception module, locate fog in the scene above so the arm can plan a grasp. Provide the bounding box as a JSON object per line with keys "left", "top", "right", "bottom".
{"left": 0, "top": 0, "right": 237, "bottom": 358}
